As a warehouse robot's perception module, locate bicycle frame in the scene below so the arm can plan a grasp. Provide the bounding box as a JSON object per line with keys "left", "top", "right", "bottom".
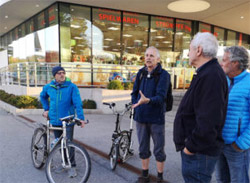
{"left": 44, "top": 116, "right": 74, "bottom": 168}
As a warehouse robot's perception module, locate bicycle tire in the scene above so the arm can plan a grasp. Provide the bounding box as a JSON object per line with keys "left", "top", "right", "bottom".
{"left": 119, "top": 131, "right": 130, "bottom": 162}
{"left": 31, "top": 127, "right": 47, "bottom": 169}
{"left": 46, "top": 141, "right": 91, "bottom": 183}
{"left": 110, "top": 144, "right": 119, "bottom": 170}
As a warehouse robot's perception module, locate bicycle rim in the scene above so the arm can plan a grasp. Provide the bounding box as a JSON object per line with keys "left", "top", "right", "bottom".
{"left": 46, "top": 142, "right": 91, "bottom": 183}
{"left": 31, "top": 127, "right": 47, "bottom": 169}
{"left": 119, "top": 133, "right": 129, "bottom": 161}
{"left": 110, "top": 145, "right": 118, "bottom": 170}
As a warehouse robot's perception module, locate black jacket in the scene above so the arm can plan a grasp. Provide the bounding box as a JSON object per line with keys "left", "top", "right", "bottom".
{"left": 173, "top": 58, "right": 228, "bottom": 156}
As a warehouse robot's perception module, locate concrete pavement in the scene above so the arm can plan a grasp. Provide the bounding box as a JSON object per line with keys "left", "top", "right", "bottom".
{"left": 0, "top": 92, "right": 218, "bottom": 183}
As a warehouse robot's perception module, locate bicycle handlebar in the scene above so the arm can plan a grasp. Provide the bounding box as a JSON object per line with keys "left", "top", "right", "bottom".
{"left": 59, "top": 115, "right": 89, "bottom": 126}
{"left": 102, "top": 102, "right": 132, "bottom": 115}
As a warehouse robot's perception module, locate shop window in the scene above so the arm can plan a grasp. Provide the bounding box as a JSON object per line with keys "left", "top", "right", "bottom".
{"left": 92, "top": 8, "right": 121, "bottom": 65}
{"left": 59, "top": 4, "right": 91, "bottom": 86}
{"left": 199, "top": 22, "right": 211, "bottom": 33}
{"left": 150, "top": 16, "right": 174, "bottom": 68}
{"left": 92, "top": 8, "right": 122, "bottom": 86}
{"left": 60, "top": 4, "right": 91, "bottom": 63}
{"left": 226, "top": 30, "right": 236, "bottom": 46}
{"left": 45, "top": 4, "right": 59, "bottom": 63}
{"left": 214, "top": 27, "right": 225, "bottom": 46}
{"left": 238, "top": 33, "right": 250, "bottom": 50}
{"left": 122, "top": 12, "right": 148, "bottom": 66}
{"left": 174, "top": 19, "right": 192, "bottom": 67}
{"left": 174, "top": 19, "right": 193, "bottom": 89}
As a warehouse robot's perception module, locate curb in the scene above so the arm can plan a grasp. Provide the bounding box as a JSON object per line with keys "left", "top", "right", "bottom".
{"left": 0, "top": 100, "right": 103, "bottom": 115}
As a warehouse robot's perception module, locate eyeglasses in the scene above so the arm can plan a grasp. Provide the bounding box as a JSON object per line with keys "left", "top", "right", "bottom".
{"left": 56, "top": 71, "right": 65, "bottom": 75}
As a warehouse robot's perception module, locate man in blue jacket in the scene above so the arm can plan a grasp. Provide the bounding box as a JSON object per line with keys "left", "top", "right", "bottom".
{"left": 173, "top": 32, "right": 228, "bottom": 183}
{"left": 216, "top": 46, "right": 250, "bottom": 183}
{"left": 131, "top": 46, "right": 170, "bottom": 183}
{"left": 40, "top": 66, "right": 86, "bottom": 178}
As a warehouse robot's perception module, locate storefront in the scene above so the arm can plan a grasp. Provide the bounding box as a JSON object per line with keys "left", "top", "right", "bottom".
{"left": 0, "top": 2, "right": 249, "bottom": 88}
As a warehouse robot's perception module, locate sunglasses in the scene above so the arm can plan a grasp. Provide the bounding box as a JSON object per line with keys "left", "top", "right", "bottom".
{"left": 56, "top": 71, "right": 66, "bottom": 75}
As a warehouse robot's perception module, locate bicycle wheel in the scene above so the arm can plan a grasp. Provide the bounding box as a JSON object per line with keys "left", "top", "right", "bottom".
{"left": 119, "top": 132, "right": 130, "bottom": 162}
{"left": 110, "top": 144, "right": 119, "bottom": 170}
{"left": 31, "top": 127, "right": 47, "bottom": 169}
{"left": 46, "top": 141, "right": 91, "bottom": 183}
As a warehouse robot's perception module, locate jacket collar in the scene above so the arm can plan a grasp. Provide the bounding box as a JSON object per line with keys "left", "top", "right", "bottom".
{"left": 227, "top": 70, "right": 248, "bottom": 84}
{"left": 141, "top": 63, "right": 163, "bottom": 77}
{"left": 196, "top": 58, "right": 218, "bottom": 74}
{"left": 50, "top": 77, "right": 71, "bottom": 88}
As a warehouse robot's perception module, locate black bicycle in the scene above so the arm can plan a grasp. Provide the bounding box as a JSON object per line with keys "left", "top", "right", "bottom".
{"left": 103, "top": 102, "right": 134, "bottom": 170}
{"left": 31, "top": 115, "right": 91, "bottom": 183}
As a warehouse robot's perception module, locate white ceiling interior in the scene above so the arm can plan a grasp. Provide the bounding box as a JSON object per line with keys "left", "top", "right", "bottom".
{"left": 0, "top": 0, "right": 250, "bottom": 37}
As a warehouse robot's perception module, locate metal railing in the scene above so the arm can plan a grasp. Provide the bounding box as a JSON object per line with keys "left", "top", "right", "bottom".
{"left": 0, "top": 62, "right": 194, "bottom": 89}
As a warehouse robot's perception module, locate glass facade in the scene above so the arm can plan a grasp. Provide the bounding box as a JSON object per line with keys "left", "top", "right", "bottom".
{"left": 0, "top": 2, "right": 249, "bottom": 88}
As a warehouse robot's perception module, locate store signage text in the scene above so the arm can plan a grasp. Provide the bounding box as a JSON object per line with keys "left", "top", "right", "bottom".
{"left": 99, "top": 14, "right": 139, "bottom": 24}
{"left": 155, "top": 21, "right": 174, "bottom": 29}
{"left": 176, "top": 23, "right": 191, "bottom": 32}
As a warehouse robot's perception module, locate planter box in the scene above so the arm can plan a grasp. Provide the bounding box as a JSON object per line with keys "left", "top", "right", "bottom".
{"left": 0, "top": 100, "right": 102, "bottom": 115}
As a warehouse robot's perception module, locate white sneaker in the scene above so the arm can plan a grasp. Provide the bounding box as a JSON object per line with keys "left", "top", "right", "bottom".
{"left": 54, "top": 166, "right": 65, "bottom": 174}
{"left": 68, "top": 167, "right": 77, "bottom": 178}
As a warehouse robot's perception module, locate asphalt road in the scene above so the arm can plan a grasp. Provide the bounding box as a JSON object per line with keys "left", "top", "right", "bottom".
{"left": 0, "top": 107, "right": 218, "bottom": 183}
{"left": 0, "top": 110, "right": 136, "bottom": 183}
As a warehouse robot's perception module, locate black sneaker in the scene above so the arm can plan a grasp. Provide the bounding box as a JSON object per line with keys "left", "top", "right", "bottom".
{"left": 135, "top": 176, "right": 150, "bottom": 183}
{"left": 156, "top": 177, "right": 167, "bottom": 183}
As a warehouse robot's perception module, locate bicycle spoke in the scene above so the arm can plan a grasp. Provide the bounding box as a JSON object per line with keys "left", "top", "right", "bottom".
{"left": 46, "top": 142, "right": 91, "bottom": 183}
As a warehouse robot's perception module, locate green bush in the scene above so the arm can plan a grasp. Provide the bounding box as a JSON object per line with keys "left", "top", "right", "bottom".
{"left": 107, "top": 80, "right": 124, "bottom": 90}
{"left": 123, "top": 82, "right": 134, "bottom": 90}
{"left": 82, "top": 99, "right": 97, "bottom": 109}
{"left": 0, "top": 89, "right": 42, "bottom": 109}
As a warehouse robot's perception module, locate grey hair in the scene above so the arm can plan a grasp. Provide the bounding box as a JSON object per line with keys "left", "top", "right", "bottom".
{"left": 191, "top": 32, "right": 218, "bottom": 58}
{"left": 224, "top": 46, "right": 250, "bottom": 70}
{"left": 146, "top": 46, "right": 160, "bottom": 59}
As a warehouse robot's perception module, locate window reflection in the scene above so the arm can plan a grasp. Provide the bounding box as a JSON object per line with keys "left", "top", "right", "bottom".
{"left": 174, "top": 19, "right": 192, "bottom": 67}
{"left": 174, "top": 19, "right": 193, "bottom": 89}
{"left": 60, "top": 4, "right": 91, "bottom": 63}
{"left": 214, "top": 27, "right": 225, "bottom": 46}
{"left": 93, "top": 8, "right": 121, "bottom": 64}
{"left": 199, "top": 22, "right": 211, "bottom": 33}
{"left": 150, "top": 16, "right": 174, "bottom": 68}
{"left": 227, "top": 30, "right": 236, "bottom": 46}
{"left": 122, "top": 12, "right": 148, "bottom": 66}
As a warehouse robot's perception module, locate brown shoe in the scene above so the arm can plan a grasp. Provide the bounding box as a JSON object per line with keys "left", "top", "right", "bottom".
{"left": 135, "top": 176, "right": 150, "bottom": 183}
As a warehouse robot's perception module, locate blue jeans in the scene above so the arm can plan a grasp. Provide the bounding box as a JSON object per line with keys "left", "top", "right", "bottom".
{"left": 181, "top": 151, "right": 218, "bottom": 183}
{"left": 53, "top": 125, "right": 75, "bottom": 166}
{"left": 215, "top": 144, "right": 250, "bottom": 183}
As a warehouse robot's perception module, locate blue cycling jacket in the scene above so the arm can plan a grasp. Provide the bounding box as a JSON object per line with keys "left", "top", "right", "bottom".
{"left": 223, "top": 70, "right": 250, "bottom": 150}
{"left": 40, "top": 78, "right": 84, "bottom": 126}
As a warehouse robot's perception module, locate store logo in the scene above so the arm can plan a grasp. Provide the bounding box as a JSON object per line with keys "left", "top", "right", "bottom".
{"left": 98, "top": 14, "right": 139, "bottom": 24}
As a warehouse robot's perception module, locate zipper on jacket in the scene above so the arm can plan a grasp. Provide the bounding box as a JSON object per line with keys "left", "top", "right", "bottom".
{"left": 56, "top": 88, "right": 59, "bottom": 124}
{"left": 237, "top": 118, "right": 241, "bottom": 137}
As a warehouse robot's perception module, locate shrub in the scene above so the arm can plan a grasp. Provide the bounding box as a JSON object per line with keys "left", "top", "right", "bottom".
{"left": 123, "top": 82, "right": 134, "bottom": 90}
{"left": 0, "top": 89, "right": 42, "bottom": 109}
{"left": 82, "top": 99, "right": 97, "bottom": 109}
{"left": 107, "top": 80, "right": 124, "bottom": 90}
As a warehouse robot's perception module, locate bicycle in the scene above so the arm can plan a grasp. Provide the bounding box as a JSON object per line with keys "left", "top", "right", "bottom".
{"left": 103, "top": 102, "right": 134, "bottom": 170}
{"left": 31, "top": 115, "right": 91, "bottom": 183}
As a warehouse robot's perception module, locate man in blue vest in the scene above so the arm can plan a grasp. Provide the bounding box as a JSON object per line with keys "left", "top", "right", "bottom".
{"left": 216, "top": 46, "right": 250, "bottom": 183}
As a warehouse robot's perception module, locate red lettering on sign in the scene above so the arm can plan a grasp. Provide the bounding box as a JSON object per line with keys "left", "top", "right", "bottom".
{"left": 49, "top": 15, "right": 55, "bottom": 22}
{"left": 99, "top": 13, "right": 139, "bottom": 24}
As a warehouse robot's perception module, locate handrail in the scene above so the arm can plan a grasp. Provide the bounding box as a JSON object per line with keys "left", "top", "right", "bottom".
{"left": 0, "top": 62, "right": 194, "bottom": 89}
